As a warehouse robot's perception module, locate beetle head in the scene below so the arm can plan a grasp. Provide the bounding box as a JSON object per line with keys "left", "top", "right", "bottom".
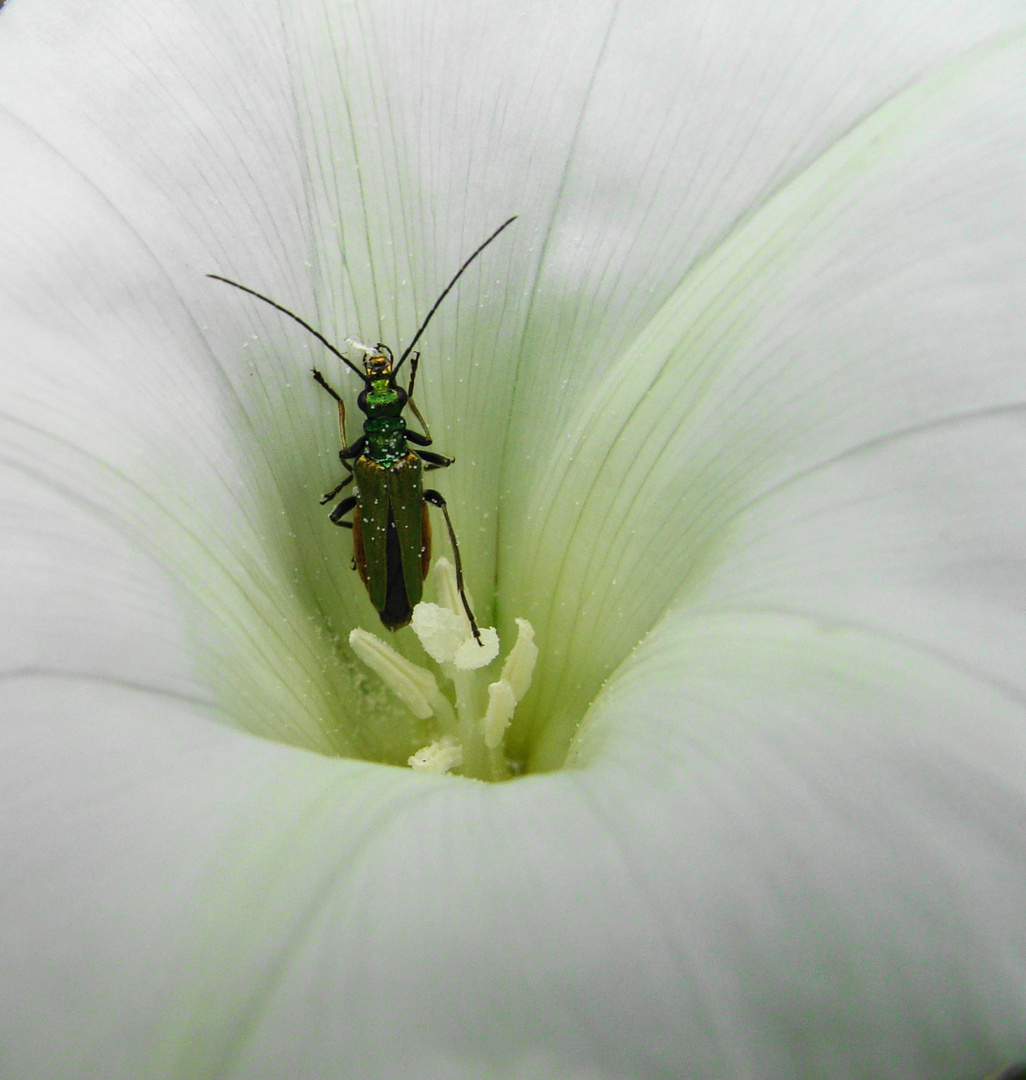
{"left": 362, "top": 351, "right": 393, "bottom": 381}
{"left": 346, "top": 339, "right": 396, "bottom": 384}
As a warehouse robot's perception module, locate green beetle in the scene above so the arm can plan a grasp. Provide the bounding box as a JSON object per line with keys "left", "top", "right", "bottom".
{"left": 209, "top": 216, "right": 516, "bottom": 641}
{"left": 311, "top": 341, "right": 472, "bottom": 636}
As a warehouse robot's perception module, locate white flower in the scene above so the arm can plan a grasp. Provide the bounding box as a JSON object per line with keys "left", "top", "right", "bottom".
{"left": 1, "top": 1, "right": 1025, "bottom": 1076}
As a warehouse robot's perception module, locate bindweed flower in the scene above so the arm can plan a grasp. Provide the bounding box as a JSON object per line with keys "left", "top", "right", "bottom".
{"left": 1, "top": 0, "right": 1026, "bottom": 1077}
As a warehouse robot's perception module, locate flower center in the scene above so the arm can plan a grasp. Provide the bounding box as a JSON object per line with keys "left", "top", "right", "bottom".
{"left": 348, "top": 559, "right": 537, "bottom": 782}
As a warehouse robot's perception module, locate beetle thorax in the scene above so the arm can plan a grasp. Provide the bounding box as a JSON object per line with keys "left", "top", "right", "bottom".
{"left": 364, "top": 414, "right": 408, "bottom": 465}
{"left": 366, "top": 374, "right": 397, "bottom": 407}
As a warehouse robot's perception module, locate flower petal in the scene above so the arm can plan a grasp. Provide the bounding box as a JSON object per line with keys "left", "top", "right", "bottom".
{"left": 505, "top": 32, "right": 1026, "bottom": 765}
{"left": 1, "top": 2, "right": 1025, "bottom": 1077}
{"left": 569, "top": 612, "right": 1026, "bottom": 1077}
{"left": 4, "top": 654, "right": 1024, "bottom": 1078}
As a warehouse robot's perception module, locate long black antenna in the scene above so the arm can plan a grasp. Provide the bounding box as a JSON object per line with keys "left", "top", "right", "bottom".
{"left": 206, "top": 274, "right": 367, "bottom": 381}
{"left": 395, "top": 216, "right": 517, "bottom": 372}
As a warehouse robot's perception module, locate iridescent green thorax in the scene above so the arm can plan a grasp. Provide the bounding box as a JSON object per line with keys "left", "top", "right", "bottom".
{"left": 365, "top": 377, "right": 399, "bottom": 415}
{"left": 364, "top": 415, "right": 408, "bottom": 466}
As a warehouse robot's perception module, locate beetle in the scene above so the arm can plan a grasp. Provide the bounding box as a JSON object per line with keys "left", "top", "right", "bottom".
{"left": 209, "top": 216, "right": 516, "bottom": 641}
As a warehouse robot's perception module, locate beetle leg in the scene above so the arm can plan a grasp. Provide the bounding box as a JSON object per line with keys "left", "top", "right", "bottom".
{"left": 404, "top": 353, "right": 436, "bottom": 443}
{"left": 339, "top": 435, "right": 366, "bottom": 462}
{"left": 407, "top": 429, "right": 452, "bottom": 470}
{"left": 406, "top": 399, "right": 433, "bottom": 443}
{"left": 416, "top": 449, "right": 454, "bottom": 471}
{"left": 329, "top": 494, "right": 358, "bottom": 529}
{"left": 406, "top": 352, "right": 421, "bottom": 399}
{"left": 312, "top": 368, "right": 353, "bottom": 447}
{"left": 423, "top": 489, "right": 482, "bottom": 643}
{"left": 311, "top": 368, "right": 345, "bottom": 403}
{"left": 320, "top": 471, "right": 354, "bottom": 505}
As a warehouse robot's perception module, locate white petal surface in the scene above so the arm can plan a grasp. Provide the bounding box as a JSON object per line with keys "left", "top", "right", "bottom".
{"left": 509, "top": 32, "right": 1026, "bottom": 764}
{"left": 4, "top": 649, "right": 1025, "bottom": 1079}
{"left": 571, "top": 614, "right": 1026, "bottom": 1078}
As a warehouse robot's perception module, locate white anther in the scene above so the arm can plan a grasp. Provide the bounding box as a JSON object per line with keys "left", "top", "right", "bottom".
{"left": 349, "top": 628, "right": 439, "bottom": 720}
{"left": 482, "top": 680, "right": 517, "bottom": 749}
{"left": 499, "top": 618, "right": 538, "bottom": 701}
{"left": 412, "top": 603, "right": 500, "bottom": 669}
{"left": 408, "top": 736, "right": 464, "bottom": 773}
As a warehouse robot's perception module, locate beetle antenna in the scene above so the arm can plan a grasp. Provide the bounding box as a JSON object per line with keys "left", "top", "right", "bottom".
{"left": 207, "top": 274, "right": 367, "bottom": 381}
{"left": 395, "top": 216, "right": 517, "bottom": 373}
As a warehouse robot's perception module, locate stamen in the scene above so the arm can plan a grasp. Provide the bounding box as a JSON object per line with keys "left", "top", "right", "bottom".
{"left": 348, "top": 560, "right": 538, "bottom": 780}
{"left": 408, "top": 736, "right": 464, "bottom": 774}
{"left": 483, "top": 681, "right": 517, "bottom": 749}
{"left": 482, "top": 618, "right": 538, "bottom": 749}
{"left": 410, "top": 603, "right": 470, "bottom": 665}
{"left": 499, "top": 618, "right": 538, "bottom": 699}
{"left": 412, "top": 559, "right": 499, "bottom": 669}
{"left": 349, "top": 628, "right": 445, "bottom": 720}
{"left": 412, "top": 604, "right": 500, "bottom": 669}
